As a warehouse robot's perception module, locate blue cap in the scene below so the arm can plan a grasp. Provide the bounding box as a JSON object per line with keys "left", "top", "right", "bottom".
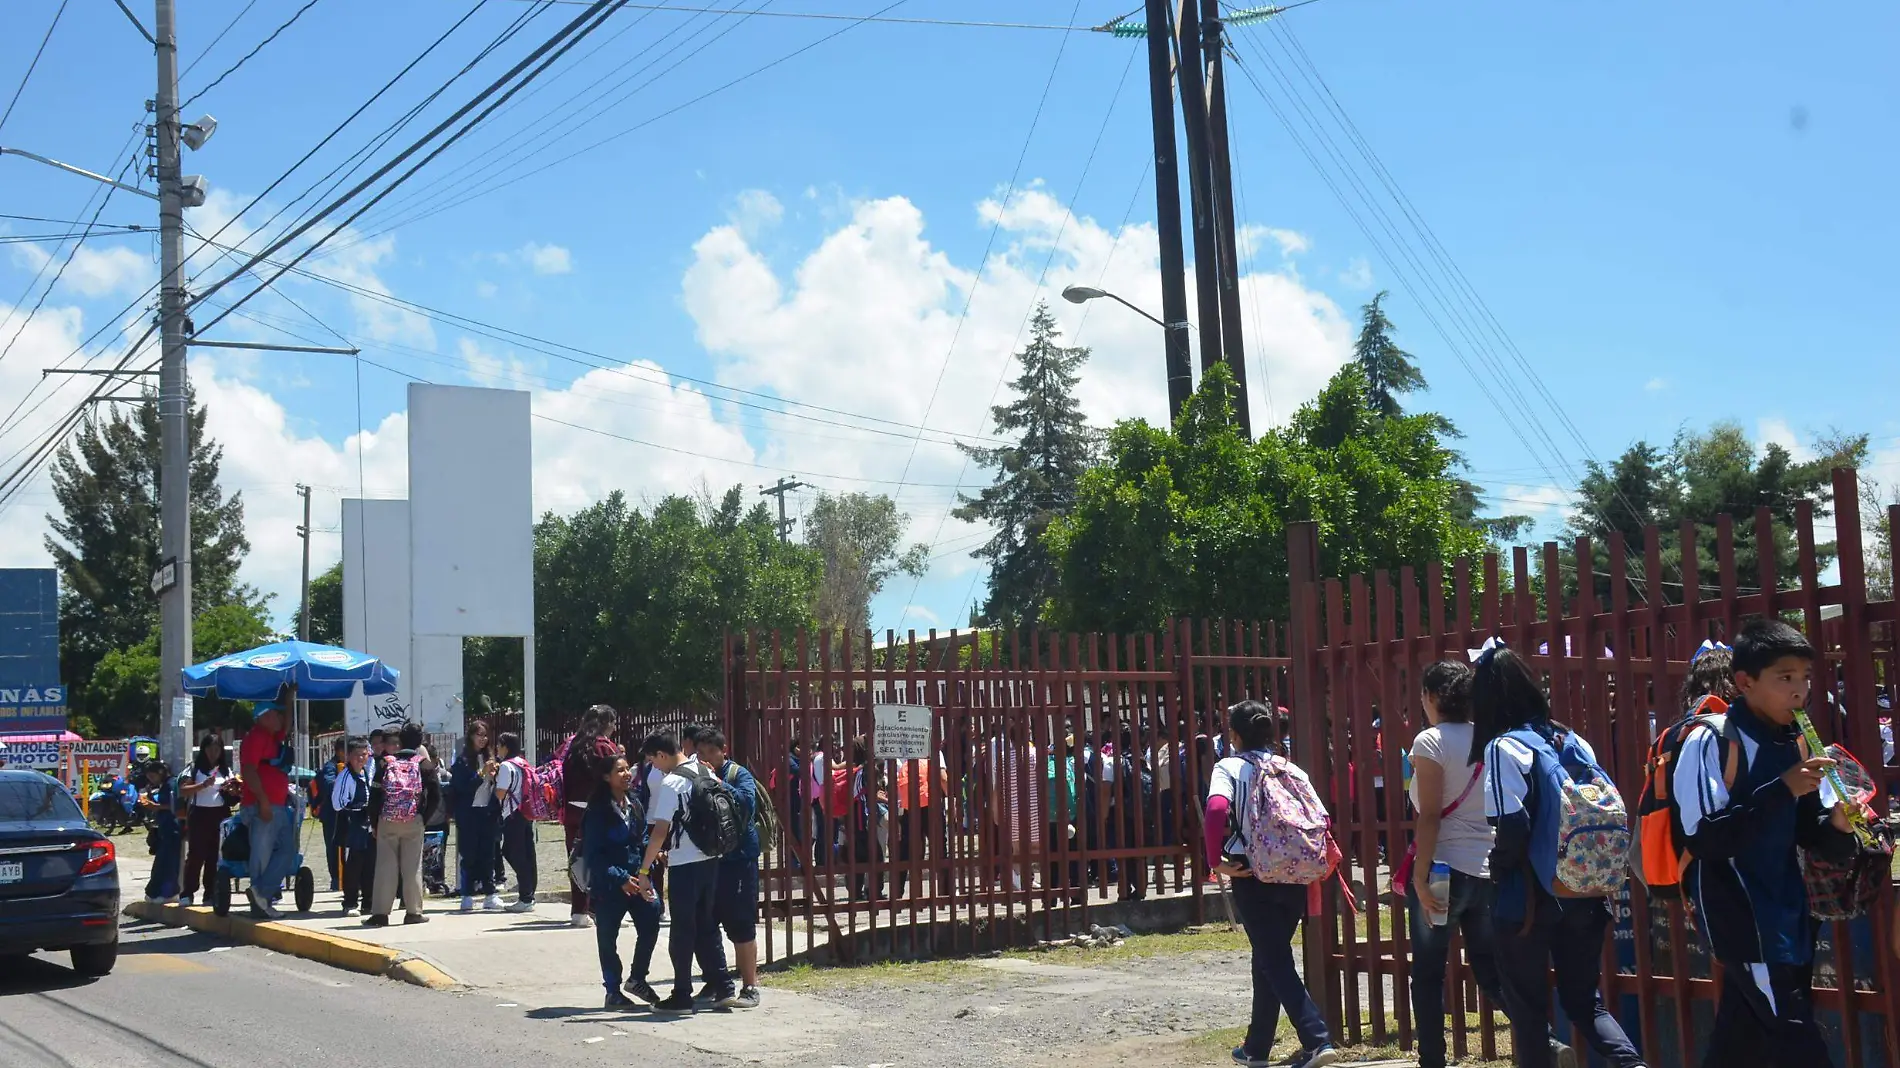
{"left": 253, "top": 700, "right": 282, "bottom": 719}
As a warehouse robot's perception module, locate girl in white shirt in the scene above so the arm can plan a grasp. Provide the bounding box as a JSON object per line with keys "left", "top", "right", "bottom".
{"left": 178, "top": 735, "right": 233, "bottom": 905}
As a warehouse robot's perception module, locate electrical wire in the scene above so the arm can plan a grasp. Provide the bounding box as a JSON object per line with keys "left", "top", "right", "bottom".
{"left": 0, "top": 212, "right": 146, "bottom": 230}
{"left": 0, "top": 0, "right": 67, "bottom": 136}
{"left": 519, "top": 0, "right": 1109, "bottom": 31}
{"left": 182, "top": 0, "right": 262, "bottom": 78}
{"left": 0, "top": 149, "right": 143, "bottom": 373}
{"left": 182, "top": 0, "right": 330, "bottom": 110}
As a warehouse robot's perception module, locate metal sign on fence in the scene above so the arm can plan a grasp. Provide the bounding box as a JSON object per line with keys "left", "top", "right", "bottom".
{"left": 871, "top": 704, "right": 932, "bottom": 761}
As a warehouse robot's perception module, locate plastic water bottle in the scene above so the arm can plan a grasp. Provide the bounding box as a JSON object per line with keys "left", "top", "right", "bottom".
{"left": 1427, "top": 861, "right": 1452, "bottom": 927}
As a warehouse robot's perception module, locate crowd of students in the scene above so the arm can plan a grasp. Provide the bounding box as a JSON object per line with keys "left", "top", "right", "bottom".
{"left": 1210, "top": 618, "right": 1882, "bottom": 1068}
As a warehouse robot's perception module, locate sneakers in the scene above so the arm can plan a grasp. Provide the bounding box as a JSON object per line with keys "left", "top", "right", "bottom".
{"left": 717, "top": 986, "right": 761, "bottom": 1010}
{"left": 403, "top": 912, "right": 430, "bottom": 925}
{"left": 623, "top": 978, "right": 660, "bottom": 1005}
{"left": 1552, "top": 1039, "right": 1579, "bottom": 1068}
{"left": 246, "top": 886, "right": 282, "bottom": 920}
{"left": 459, "top": 895, "right": 475, "bottom": 913}
{"left": 505, "top": 898, "right": 535, "bottom": 913}
{"left": 693, "top": 983, "right": 720, "bottom": 1004}
{"left": 604, "top": 989, "right": 636, "bottom": 1009}
{"left": 483, "top": 893, "right": 504, "bottom": 911}
{"left": 341, "top": 907, "right": 359, "bottom": 918}
{"left": 1232, "top": 1048, "right": 1272, "bottom": 1067}
{"left": 364, "top": 914, "right": 390, "bottom": 928}
{"left": 653, "top": 993, "right": 695, "bottom": 1014}
{"left": 1282, "top": 1048, "right": 1340, "bottom": 1068}
{"left": 178, "top": 893, "right": 193, "bottom": 907}
{"left": 570, "top": 913, "right": 594, "bottom": 928}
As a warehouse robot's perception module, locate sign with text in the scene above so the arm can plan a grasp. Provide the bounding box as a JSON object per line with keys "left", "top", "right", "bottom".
{"left": 872, "top": 704, "right": 934, "bottom": 761}
{"left": 63, "top": 739, "right": 130, "bottom": 794}
{"left": 0, "top": 737, "right": 62, "bottom": 770}
{"left": 0, "top": 569, "right": 64, "bottom": 733}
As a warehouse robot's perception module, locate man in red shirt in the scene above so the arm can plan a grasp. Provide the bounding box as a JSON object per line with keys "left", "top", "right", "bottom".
{"left": 239, "top": 699, "right": 301, "bottom": 918}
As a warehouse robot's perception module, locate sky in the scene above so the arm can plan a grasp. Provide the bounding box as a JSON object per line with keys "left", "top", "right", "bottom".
{"left": 1, "top": 0, "right": 1897, "bottom": 642}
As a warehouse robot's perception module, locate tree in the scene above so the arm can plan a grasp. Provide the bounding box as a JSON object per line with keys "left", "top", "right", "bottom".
{"left": 953, "top": 303, "right": 1096, "bottom": 627}
{"left": 44, "top": 392, "right": 256, "bottom": 733}
{"left": 464, "top": 487, "right": 822, "bottom": 716}
{"left": 1044, "top": 362, "right": 1485, "bottom": 632}
{"left": 1353, "top": 291, "right": 1427, "bottom": 419}
{"left": 81, "top": 601, "right": 276, "bottom": 737}
{"left": 803, "top": 492, "right": 927, "bottom": 638}
{"left": 296, "top": 562, "right": 344, "bottom": 646}
{"left": 1564, "top": 422, "right": 1868, "bottom": 602}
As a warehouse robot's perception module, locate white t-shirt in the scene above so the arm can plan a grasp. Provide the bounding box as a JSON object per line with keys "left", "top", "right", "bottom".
{"left": 495, "top": 759, "right": 524, "bottom": 820}
{"left": 190, "top": 766, "right": 230, "bottom": 808}
{"left": 647, "top": 756, "right": 711, "bottom": 866}
{"left": 1207, "top": 750, "right": 1319, "bottom": 858}
{"left": 1408, "top": 723, "right": 1491, "bottom": 878}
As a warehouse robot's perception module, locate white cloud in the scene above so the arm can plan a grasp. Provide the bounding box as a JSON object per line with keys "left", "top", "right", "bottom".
{"left": 1238, "top": 225, "right": 1310, "bottom": 259}
{"left": 1755, "top": 417, "right": 1816, "bottom": 462}
{"left": 520, "top": 242, "right": 572, "bottom": 276}
{"left": 1338, "top": 257, "right": 1374, "bottom": 290}
{"left": 11, "top": 242, "right": 155, "bottom": 298}
{"left": 475, "top": 281, "right": 498, "bottom": 300}
{"left": 1645, "top": 377, "right": 1668, "bottom": 392}
{"left": 729, "top": 190, "right": 784, "bottom": 237}
{"left": 457, "top": 336, "right": 534, "bottom": 392}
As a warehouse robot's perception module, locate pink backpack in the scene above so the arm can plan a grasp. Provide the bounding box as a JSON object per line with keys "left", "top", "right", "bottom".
{"left": 381, "top": 755, "right": 423, "bottom": 823}
{"left": 509, "top": 756, "right": 556, "bottom": 822}
{"left": 1240, "top": 751, "right": 1339, "bottom": 885}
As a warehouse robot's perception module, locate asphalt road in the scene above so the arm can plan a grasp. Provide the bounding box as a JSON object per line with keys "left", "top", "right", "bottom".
{"left": 0, "top": 919, "right": 731, "bottom": 1068}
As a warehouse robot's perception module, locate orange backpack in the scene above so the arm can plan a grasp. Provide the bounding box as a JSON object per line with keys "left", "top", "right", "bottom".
{"left": 1631, "top": 696, "right": 1739, "bottom": 899}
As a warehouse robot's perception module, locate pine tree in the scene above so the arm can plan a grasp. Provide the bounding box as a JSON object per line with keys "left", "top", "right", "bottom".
{"left": 44, "top": 390, "right": 256, "bottom": 732}
{"left": 1353, "top": 291, "right": 1427, "bottom": 418}
{"left": 954, "top": 303, "right": 1095, "bottom": 626}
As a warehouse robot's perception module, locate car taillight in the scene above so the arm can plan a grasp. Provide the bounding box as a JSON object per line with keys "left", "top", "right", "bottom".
{"left": 78, "top": 839, "right": 115, "bottom": 876}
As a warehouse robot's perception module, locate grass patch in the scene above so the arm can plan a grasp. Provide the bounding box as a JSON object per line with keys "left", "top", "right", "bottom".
{"left": 766, "top": 958, "right": 980, "bottom": 992}
{"left": 1188, "top": 1014, "right": 1513, "bottom": 1067}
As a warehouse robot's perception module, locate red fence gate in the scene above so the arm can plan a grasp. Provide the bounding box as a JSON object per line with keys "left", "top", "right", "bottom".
{"left": 725, "top": 623, "right": 1288, "bottom": 964}
{"left": 1286, "top": 469, "right": 1900, "bottom": 1068}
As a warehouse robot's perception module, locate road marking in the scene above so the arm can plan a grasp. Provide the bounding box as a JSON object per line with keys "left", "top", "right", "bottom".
{"left": 117, "top": 955, "right": 213, "bottom": 974}
{"left": 584, "top": 1036, "right": 604, "bottom": 1044}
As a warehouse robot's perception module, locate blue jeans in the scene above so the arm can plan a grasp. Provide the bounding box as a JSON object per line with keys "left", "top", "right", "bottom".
{"left": 666, "top": 859, "right": 730, "bottom": 998}
{"left": 594, "top": 883, "right": 663, "bottom": 992}
{"left": 1494, "top": 896, "right": 1644, "bottom": 1068}
{"left": 1406, "top": 871, "right": 1507, "bottom": 1068}
{"left": 457, "top": 809, "right": 499, "bottom": 896}
{"left": 242, "top": 802, "right": 300, "bottom": 901}
{"left": 1231, "top": 877, "right": 1331, "bottom": 1058}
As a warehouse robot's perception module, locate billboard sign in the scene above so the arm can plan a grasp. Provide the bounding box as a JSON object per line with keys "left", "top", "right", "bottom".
{"left": 0, "top": 570, "right": 65, "bottom": 733}
{"left": 0, "top": 736, "right": 63, "bottom": 770}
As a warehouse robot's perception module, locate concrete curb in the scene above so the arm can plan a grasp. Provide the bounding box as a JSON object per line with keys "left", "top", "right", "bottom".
{"left": 123, "top": 900, "right": 460, "bottom": 990}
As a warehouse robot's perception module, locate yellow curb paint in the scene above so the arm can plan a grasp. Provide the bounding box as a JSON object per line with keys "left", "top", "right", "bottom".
{"left": 124, "top": 900, "right": 460, "bottom": 989}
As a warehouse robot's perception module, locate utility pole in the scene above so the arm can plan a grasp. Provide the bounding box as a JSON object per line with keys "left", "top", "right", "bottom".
{"left": 154, "top": 0, "right": 194, "bottom": 769}
{"left": 759, "top": 477, "right": 807, "bottom": 543}
{"left": 1173, "top": 0, "right": 1225, "bottom": 387}
{"left": 1145, "top": 0, "right": 1194, "bottom": 422}
{"left": 1201, "top": 0, "right": 1252, "bottom": 439}
{"left": 295, "top": 483, "right": 312, "bottom": 769}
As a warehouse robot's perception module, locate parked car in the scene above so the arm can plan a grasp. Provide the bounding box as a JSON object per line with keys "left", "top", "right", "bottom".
{"left": 0, "top": 767, "right": 119, "bottom": 976}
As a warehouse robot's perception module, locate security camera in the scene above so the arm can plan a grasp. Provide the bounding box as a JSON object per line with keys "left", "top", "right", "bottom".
{"left": 181, "top": 115, "right": 218, "bottom": 151}
{"left": 179, "top": 175, "right": 209, "bottom": 208}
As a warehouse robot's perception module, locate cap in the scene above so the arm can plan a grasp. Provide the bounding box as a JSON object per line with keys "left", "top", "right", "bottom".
{"left": 253, "top": 700, "right": 282, "bottom": 719}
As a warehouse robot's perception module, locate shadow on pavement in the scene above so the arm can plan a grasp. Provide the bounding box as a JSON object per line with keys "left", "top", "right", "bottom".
{"left": 0, "top": 954, "right": 95, "bottom": 996}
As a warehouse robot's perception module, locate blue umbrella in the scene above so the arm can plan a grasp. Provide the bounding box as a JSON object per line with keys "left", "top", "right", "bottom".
{"left": 181, "top": 640, "right": 400, "bottom": 702}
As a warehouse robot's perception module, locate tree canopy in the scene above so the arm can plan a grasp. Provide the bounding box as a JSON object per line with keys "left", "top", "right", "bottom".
{"left": 44, "top": 392, "right": 259, "bottom": 736}
{"left": 1044, "top": 362, "right": 1486, "bottom": 632}
{"left": 803, "top": 492, "right": 926, "bottom": 637}
{"left": 1564, "top": 422, "right": 1867, "bottom": 601}
{"left": 953, "top": 302, "right": 1096, "bottom": 627}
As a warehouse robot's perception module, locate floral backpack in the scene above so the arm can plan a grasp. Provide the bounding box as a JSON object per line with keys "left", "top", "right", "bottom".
{"left": 1240, "top": 751, "right": 1339, "bottom": 885}
{"left": 1546, "top": 729, "right": 1630, "bottom": 897}
{"left": 381, "top": 754, "right": 424, "bottom": 823}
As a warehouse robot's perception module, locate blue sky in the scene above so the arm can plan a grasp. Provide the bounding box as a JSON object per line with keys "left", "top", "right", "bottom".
{"left": 2, "top": 0, "right": 1896, "bottom": 638}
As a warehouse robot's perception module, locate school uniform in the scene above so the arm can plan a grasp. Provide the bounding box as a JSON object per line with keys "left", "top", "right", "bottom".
{"left": 583, "top": 790, "right": 662, "bottom": 994}
{"left": 1676, "top": 697, "right": 1858, "bottom": 1068}
{"left": 329, "top": 764, "right": 374, "bottom": 912}
{"left": 1484, "top": 726, "right": 1644, "bottom": 1068}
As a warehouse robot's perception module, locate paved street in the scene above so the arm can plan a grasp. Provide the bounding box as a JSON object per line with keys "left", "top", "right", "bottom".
{"left": 0, "top": 920, "right": 728, "bottom": 1068}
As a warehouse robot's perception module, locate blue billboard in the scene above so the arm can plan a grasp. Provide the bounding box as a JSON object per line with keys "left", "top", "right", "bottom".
{"left": 0, "top": 569, "right": 65, "bottom": 733}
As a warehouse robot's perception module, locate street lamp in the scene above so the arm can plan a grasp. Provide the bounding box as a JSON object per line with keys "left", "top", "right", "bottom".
{"left": 1060, "top": 284, "right": 1188, "bottom": 336}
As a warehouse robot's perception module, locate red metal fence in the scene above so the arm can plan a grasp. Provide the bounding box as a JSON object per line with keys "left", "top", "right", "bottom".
{"left": 1285, "top": 469, "right": 1900, "bottom": 1068}
{"left": 724, "top": 623, "right": 1287, "bottom": 964}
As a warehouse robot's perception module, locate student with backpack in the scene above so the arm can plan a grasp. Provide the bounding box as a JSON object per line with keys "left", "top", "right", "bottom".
{"left": 584, "top": 750, "right": 666, "bottom": 1009}
{"left": 637, "top": 731, "right": 739, "bottom": 1013}
{"left": 368, "top": 722, "right": 436, "bottom": 927}
{"left": 329, "top": 737, "right": 374, "bottom": 917}
{"left": 1470, "top": 641, "right": 1645, "bottom": 1068}
{"left": 697, "top": 729, "right": 763, "bottom": 1010}
{"left": 493, "top": 731, "right": 538, "bottom": 913}
{"left": 450, "top": 719, "right": 502, "bottom": 912}
{"left": 1674, "top": 620, "right": 1857, "bottom": 1068}
{"left": 1205, "top": 700, "right": 1341, "bottom": 1068}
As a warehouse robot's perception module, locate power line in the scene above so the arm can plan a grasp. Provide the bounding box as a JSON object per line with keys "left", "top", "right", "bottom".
{"left": 181, "top": 0, "right": 262, "bottom": 78}
{"left": 0, "top": 212, "right": 146, "bottom": 230}
{"left": 0, "top": 0, "right": 67, "bottom": 136}
{"left": 182, "top": 0, "right": 330, "bottom": 110}
{"left": 0, "top": 149, "right": 143, "bottom": 373}
{"left": 520, "top": 0, "right": 1111, "bottom": 31}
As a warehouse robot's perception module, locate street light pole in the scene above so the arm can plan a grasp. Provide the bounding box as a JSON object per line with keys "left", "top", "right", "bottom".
{"left": 155, "top": 0, "right": 194, "bottom": 768}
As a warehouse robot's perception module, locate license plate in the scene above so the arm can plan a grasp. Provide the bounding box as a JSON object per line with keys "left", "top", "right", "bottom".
{"left": 0, "top": 861, "right": 22, "bottom": 884}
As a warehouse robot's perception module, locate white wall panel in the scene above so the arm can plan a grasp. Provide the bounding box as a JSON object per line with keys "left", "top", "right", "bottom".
{"left": 408, "top": 384, "right": 534, "bottom": 638}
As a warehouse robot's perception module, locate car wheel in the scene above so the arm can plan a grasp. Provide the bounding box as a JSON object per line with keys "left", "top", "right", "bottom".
{"left": 293, "top": 867, "right": 315, "bottom": 913}
{"left": 210, "top": 872, "right": 231, "bottom": 916}
{"left": 71, "top": 940, "right": 118, "bottom": 977}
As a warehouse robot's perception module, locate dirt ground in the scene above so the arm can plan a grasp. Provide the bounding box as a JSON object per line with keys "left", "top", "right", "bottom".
{"left": 764, "top": 930, "right": 1507, "bottom": 1068}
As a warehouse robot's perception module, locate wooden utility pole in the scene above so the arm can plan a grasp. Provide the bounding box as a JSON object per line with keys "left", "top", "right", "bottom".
{"left": 759, "top": 477, "right": 807, "bottom": 543}
{"left": 1145, "top": 0, "right": 1194, "bottom": 421}
{"left": 1201, "top": 0, "right": 1252, "bottom": 439}
{"left": 1173, "top": 0, "right": 1225, "bottom": 385}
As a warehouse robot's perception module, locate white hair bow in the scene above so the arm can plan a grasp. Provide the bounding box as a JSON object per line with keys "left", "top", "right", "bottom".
{"left": 1467, "top": 637, "right": 1505, "bottom": 665}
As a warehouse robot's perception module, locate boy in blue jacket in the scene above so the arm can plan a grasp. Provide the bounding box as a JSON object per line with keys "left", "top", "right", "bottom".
{"left": 1676, "top": 619, "right": 1857, "bottom": 1067}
